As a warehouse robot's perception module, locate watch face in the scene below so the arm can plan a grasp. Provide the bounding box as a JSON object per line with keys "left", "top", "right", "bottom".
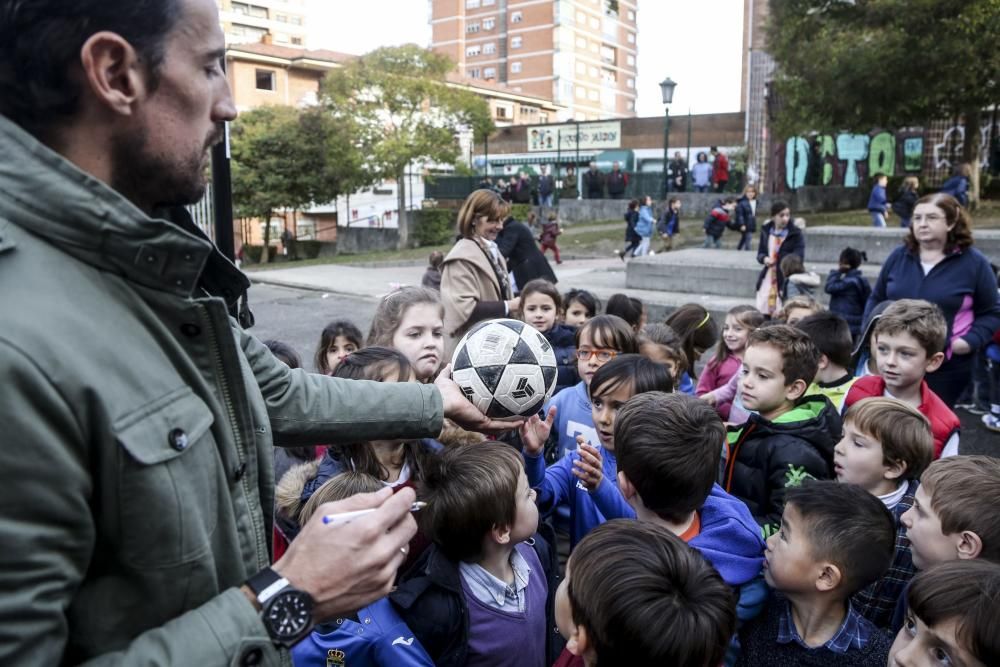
{"left": 264, "top": 590, "right": 314, "bottom": 642}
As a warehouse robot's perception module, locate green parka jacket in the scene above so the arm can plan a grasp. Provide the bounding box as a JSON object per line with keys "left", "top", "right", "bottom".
{"left": 0, "top": 115, "right": 444, "bottom": 665}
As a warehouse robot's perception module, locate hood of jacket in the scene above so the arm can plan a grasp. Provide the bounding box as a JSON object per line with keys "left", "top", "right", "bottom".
{"left": 689, "top": 484, "right": 765, "bottom": 586}
{"left": 747, "top": 395, "right": 841, "bottom": 466}
{"left": 546, "top": 323, "right": 577, "bottom": 347}
{"left": 0, "top": 114, "right": 249, "bottom": 307}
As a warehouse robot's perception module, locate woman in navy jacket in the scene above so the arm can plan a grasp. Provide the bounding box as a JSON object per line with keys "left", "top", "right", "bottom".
{"left": 865, "top": 193, "right": 1000, "bottom": 406}
{"left": 755, "top": 201, "right": 805, "bottom": 316}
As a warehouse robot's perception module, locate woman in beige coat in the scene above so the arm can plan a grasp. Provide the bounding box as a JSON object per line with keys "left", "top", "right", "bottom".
{"left": 441, "top": 189, "right": 521, "bottom": 357}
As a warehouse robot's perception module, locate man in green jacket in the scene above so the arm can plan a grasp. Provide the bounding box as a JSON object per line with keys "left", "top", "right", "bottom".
{"left": 0, "top": 1, "right": 516, "bottom": 664}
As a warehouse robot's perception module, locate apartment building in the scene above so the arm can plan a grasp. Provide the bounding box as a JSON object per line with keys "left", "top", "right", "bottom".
{"left": 430, "top": 0, "right": 639, "bottom": 121}
{"left": 217, "top": 0, "right": 309, "bottom": 47}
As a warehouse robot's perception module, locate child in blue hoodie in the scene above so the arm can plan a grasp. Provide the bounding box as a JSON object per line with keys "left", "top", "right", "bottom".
{"left": 867, "top": 173, "right": 889, "bottom": 227}
{"left": 614, "top": 392, "right": 767, "bottom": 665}
{"left": 521, "top": 355, "right": 673, "bottom": 549}
{"left": 291, "top": 472, "right": 434, "bottom": 667}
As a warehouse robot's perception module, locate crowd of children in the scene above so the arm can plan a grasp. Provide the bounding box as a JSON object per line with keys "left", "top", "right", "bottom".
{"left": 262, "top": 254, "right": 999, "bottom": 667}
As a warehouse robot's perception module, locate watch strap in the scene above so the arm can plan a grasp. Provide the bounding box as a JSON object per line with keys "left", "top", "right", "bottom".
{"left": 245, "top": 567, "right": 283, "bottom": 601}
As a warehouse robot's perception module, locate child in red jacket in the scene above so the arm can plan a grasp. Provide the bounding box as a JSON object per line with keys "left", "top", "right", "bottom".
{"left": 539, "top": 212, "right": 563, "bottom": 264}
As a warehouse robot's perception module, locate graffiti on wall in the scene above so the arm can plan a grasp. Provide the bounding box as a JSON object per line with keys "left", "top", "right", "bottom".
{"left": 780, "top": 123, "right": 993, "bottom": 191}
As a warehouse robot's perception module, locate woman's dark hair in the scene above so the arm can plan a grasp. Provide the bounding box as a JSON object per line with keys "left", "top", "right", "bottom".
{"left": 329, "top": 347, "right": 434, "bottom": 483}
{"left": 903, "top": 193, "right": 974, "bottom": 253}
{"left": 263, "top": 340, "right": 302, "bottom": 370}
{"left": 839, "top": 247, "right": 867, "bottom": 269}
{"left": 0, "top": 0, "right": 182, "bottom": 139}
{"left": 589, "top": 354, "right": 673, "bottom": 399}
{"left": 627, "top": 199, "right": 639, "bottom": 210}
{"left": 563, "top": 289, "right": 600, "bottom": 318}
{"left": 770, "top": 200, "right": 791, "bottom": 217}
{"left": 606, "top": 294, "right": 644, "bottom": 331}
{"left": 314, "top": 319, "right": 365, "bottom": 375}
{"left": 665, "top": 304, "right": 719, "bottom": 380}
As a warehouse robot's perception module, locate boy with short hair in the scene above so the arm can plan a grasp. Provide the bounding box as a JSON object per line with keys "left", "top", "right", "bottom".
{"left": 843, "top": 299, "right": 961, "bottom": 458}
{"left": 889, "top": 559, "right": 1000, "bottom": 667}
{"left": 390, "top": 441, "right": 559, "bottom": 667}
{"left": 704, "top": 196, "right": 737, "bottom": 249}
{"left": 795, "top": 311, "right": 858, "bottom": 412}
{"left": 736, "top": 481, "right": 896, "bottom": 666}
{"left": 868, "top": 172, "right": 889, "bottom": 227}
{"left": 615, "top": 392, "right": 767, "bottom": 657}
{"left": 723, "top": 325, "right": 841, "bottom": 536}
{"left": 834, "top": 397, "right": 934, "bottom": 628}
{"left": 556, "top": 519, "right": 737, "bottom": 667}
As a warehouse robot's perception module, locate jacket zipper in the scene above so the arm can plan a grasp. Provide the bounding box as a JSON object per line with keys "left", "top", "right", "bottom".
{"left": 723, "top": 422, "right": 755, "bottom": 492}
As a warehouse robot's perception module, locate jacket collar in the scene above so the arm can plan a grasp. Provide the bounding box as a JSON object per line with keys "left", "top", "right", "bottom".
{"left": 0, "top": 114, "right": 248, "bottom": 303}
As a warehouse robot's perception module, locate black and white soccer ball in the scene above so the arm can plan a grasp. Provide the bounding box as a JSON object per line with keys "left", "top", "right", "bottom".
{"left": 451, "top": 318, "right": 559, "bottom": 418}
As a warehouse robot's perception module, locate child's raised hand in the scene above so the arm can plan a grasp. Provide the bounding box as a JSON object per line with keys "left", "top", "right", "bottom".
{"left": 520, "top": 406, "right": 557, "bottom": 456}
{"left": 572, "top": 441, "right": 604, "bottom": 491}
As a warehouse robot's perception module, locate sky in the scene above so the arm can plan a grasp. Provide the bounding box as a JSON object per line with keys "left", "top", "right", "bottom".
{"left": 307, "top": 0, "right": 745, "bottom": 116}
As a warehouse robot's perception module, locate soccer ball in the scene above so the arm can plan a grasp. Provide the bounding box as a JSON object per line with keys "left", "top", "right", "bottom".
{"left": 451, "top": 318, "right": 559, "bottom": 418}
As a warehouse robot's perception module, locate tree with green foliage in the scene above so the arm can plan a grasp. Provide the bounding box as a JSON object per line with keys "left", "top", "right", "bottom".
{"left": 320, "top": 45, "right": 494, "bottom": 248}
{"left": 231, "top": 105, "right": 363, "bottom": 262}
{"left": 768, "top": 0, "right": 1000, "bottom": 200}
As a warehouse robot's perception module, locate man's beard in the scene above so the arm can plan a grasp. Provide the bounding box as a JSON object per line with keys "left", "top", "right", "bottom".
{"left": 110, "top": 124, "right": 220, "bottom": 213}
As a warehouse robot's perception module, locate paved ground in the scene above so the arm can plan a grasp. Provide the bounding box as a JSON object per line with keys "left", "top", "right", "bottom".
{"left": 246, "top": 270, "right": 999, "bottom": 458}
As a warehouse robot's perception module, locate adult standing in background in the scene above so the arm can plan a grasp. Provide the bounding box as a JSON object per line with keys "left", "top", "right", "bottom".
{"left": 512, "top": 171, "right": 532, "bottom": 205}
{"left": 0, "top": 1, "right": 513, "bottom": 663}
{"left": 865, "top": 194, "right": 1000, "bottom": 406}
{"left": 606, "top": 160, "right": 628, "bottom": 199}
{"left": 537, "top": 165, "right": 555, "bottom": 207}
{"left": 496, "top": 212, "right": 557, "bottom": 295}
{"left": 755, "top": 201, "right": 805, "bottom": 317}
{"left": 667, "top": 150, "right": 688, "bottom": 192}
{"left": 560, "top": 165, "right": 579, "bottom": 200}
{"left": 440, "top": 189, "right": 521, "bottom": 356}
{"left": 711, "top": 146, "right": 730, "bottom": 192}
{"left": 691, "top": 152, "right": 713, "bottom": 193}
{"left": 583, "top": 161, "right": 605, "bottom": 199}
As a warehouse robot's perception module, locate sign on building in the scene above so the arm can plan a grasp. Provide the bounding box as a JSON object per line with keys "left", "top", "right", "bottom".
{"left": 526, "top": 121, "right": 622, "bottom": 152}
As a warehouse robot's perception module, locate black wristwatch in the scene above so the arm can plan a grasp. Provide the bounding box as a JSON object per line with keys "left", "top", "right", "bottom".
{"left": 245, "top": 567, "right": 315, "bottom": 647}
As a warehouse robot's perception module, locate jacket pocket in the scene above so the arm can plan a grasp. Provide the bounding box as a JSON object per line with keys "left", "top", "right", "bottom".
{"left": 115, "top": 387, "right": 221, "bottom": 568}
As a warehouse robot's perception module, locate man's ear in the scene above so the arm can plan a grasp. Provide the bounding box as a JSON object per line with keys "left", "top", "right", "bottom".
{"left": 617, "top": 471, "right": 637, "bottom": 503}
{"left": 815, "top": 562, "right": 842, "bottom": 593}
{"left": 925, "top": 351, "right": 946, "bottom": 374}
{"left": 79, "top": 31, "right": 147, "bottom": 116}
{"left": 785, "top": 378, "right": 809, "bottom": 402}
{"left": 956, "top": 530, "right": 984, "bottom": 561}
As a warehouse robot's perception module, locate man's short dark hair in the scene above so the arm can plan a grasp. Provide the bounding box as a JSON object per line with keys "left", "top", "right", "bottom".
{"left": 418, "top": 441, "right": 523, "bottom": 562}
{"left": 747, "top": 325, "right": 820, "bottom": 387}
{"left": 615, "top": 393, "right": 722, "bottom": 523}
{"left": 0, "top": 0, "right": 182, "bottom": 137}
{"left": 906, "top": 560, "right": 1000, "bottom": 665}
{"left": 794, "top": 312, "right": 853, "bottom": 370}
{"left": 569, "top": 520, "right": 735, "bottom": 666}
{"left": 785, "top": 481, "right": 894, "bottom": 595}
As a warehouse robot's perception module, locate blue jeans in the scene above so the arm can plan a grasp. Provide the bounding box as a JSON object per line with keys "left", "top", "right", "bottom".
{"left": 695, "top": 185, "right": 710, "bottom": 193}
{"left": 736, "top": 231, "right": 753, "bottom": 250}
{"left": 870, "top": 211, "right": 886, "bottom": 227}
{"left": 703, "top": 234, "right": 722, "bottom": 249}
{"left": 539, "top": 193, "right": 553, "bottom": 207}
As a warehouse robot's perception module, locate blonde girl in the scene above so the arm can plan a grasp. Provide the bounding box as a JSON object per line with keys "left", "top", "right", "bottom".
{"left": 695, "top": 306, "right": 764, "bottom": 420}
{"left": 367, "top": 286, "right": 444, "bottom": 383}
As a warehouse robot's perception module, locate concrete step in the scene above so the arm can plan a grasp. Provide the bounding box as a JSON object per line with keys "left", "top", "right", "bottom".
{"left": 803, "top": 225, "right": 1000, "bottom": 265}
{"left": 624, "top": 249, "right": 879, "bottom": 300}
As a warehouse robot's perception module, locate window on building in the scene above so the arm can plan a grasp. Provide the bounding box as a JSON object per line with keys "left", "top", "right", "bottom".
{"left": 290, "top": 36, "right": 303, "bottom": 45}
{"left": 484, "top": 67, "right": 496, "bottom": 79}
{"left": 627, "top": 9, "right": 635, "bottom": 20}
{"left": 466, "top": 45, "right": 481, "bottom": 57}
{"left": 576, "top": 10, "right": 586, "bottom": 23}
{"left": 627, "top": 77, "right": 635, "bottom": 88}
{"left": 468, "top": 68, "right": 481, "bottom": 78}
{"left": 229, "top": 23, "right": 268, "bottom": 42}
{"left": 495, "top": 105, "right": 508, "bottom": 118}
{"left": 627, "top": 32, "right": 635, "bottom": 44}
{"left": 483, "top": 17, "right": 495, "bottom": 29}
{"left": 588, "top": 89, "right": 599, "bottom": 101}
{"left": 540, "top": 112, "right": 549, "bottom": 123}
{"left": 602, "top": 68, "right": 616, "bottom": 83}
{"left": 511, "top": 11, "right": 522, "bottom": 23}
{"left": 626, "top": 54, "right": 635, "bottom": 66}
{"left": 627, "top": 100, "right": 635, "bottom": 111}
{"left": 275, "top": 13, "right": 287, "bottom": 22}
{"left": 576, "top": 61, "right": 586, "bottom": 74}
{"left": 511, "top": 36, "right": 522, "bottom": 48}
{"left": 290, "top": 16, "right": 303, "bottom": 25}
{"left": 576, "top": 36, "right": 587, "bottom": 48}
{"left": 575, "top": 86, "right": 585, "bottom": 99}
{"left": 589, "top": 16, "right": 599, "bottom": 28}
{"left": 590, "top": 42, "right": 598, "bottom": 53}
{"left": 600, "top": 45, "right": 615, "bottom": 63}
{"left": 467, "top": 22, "right": 480, "bottom": 33}
{"left": 484, "top": 0, "right": 496, "bottom": 5}
{"left": 232, "top": 2, "right": 268, "bottom": 18}
{"left": 466, "top": 0, "right": 480, "bottom": 7}
{"left": 510, "top": 61, "right": 522, "bottom": 73}
{"left": 484, "top": 42, "right": 496, "bottom": 54}
{"left": 255, "top": 69, "right": 276, "bottom": 91}
{"left": 589, "top": 66, "right": 598, "bottom": 77}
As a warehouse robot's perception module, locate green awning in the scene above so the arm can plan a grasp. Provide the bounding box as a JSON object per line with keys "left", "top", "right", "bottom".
{"left": 485, "top": 152, "right": 598, "bottom": 166}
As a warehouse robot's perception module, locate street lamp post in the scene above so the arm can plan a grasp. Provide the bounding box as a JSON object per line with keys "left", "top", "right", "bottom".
{"left": 659, "top": 77, "right": 677, "bottom": 200}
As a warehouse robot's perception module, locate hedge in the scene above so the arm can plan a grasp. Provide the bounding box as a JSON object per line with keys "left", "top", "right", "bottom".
{"left": 414, "top": 208, "right": 457, "bottom": 247}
